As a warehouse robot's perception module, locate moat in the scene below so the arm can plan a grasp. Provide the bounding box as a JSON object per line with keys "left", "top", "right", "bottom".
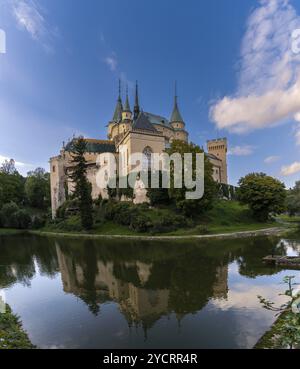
{"left": 1, "top": 233, "right": 300, "bottom": 349}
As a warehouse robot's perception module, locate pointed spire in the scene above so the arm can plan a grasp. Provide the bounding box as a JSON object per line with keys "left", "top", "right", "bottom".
{"left": 134, "top": 81, "right": 140, "bottom": 120}
{"left": 112, "top": 79, "right": 123, "bottom": 122}
{"left": 170, "top": 81, "right": 184, "bottom": 123}
{"left": 123, "top": 84, "right": 131, "bottom": 112}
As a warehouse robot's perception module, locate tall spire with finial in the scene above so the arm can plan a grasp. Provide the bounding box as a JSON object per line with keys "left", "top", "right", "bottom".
{"left": 133, "top": 81, "right": 140, "bottom": 120}
{"left": 123, "top": 84, "right": 131, "bottom": 112}
{"left": 112, "top": 79, "right": 123, "bottom": 122}
{"left": 170, "top": 81, "right": 184, "bottom": 123}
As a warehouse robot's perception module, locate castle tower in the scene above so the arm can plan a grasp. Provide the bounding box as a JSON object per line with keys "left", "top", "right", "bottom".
{"left": 112, "top": 79, "right": 123, "bottom": 123}
{"left": 170, "top": 82, "right": 188, "bottom": 142}
{"left": 133, "top": 81, "right": 140, "bottom": 120}
{"left": 122, "top": 85, "right": 132, "bottom": 121}
{"left": 207, "top": 138, "right": 228, "bottom": 184}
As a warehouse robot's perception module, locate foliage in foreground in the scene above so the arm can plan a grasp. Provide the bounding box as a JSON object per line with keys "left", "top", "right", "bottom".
{"left": 0, "top": 304, "right": 35, "bottom": 349}
{"left": 257, "top": 276, "right": 300, "bottom": 349}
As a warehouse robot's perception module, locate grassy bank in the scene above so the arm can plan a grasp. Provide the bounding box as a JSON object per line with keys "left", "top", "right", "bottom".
{"left": 2, "top": 201, "right": 295, "bottom": 238}
{"left": 0, "top": 304, "right": 35, "bottom": 349}
{"left": 0, "top": 229, "right": 26, "bottom": 236}
{"left": 34, "top": 201, "right": 289, "bottom": 238}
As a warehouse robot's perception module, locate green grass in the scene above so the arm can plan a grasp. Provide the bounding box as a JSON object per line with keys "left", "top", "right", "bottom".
{"left": 0, "top": 229, "right": 26, "bottom": 236}
{"left": 35, "top": 200, "right": 286, "bottom": 238}
{"left": 160, "top": 201, "right": 280, "bottom": 236}
{"left": 278, "top": 214, "right": 300, "bottom": 224}
{"left": 0, "top": 304, "right": 35, "bottom": 349}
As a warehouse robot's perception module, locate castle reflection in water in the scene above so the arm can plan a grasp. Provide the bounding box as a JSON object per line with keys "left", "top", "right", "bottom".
{"left": 1, "top": 234, "right": 296, "bottom": 334}
{"left": 56, "top": 242, "right": 228, "bottom": 329}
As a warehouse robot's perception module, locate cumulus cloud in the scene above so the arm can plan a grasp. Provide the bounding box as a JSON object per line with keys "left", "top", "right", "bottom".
{"left": 264, "top": 155, "right": 280, "bottom": 164}
{"left": 228, "top": 145, "right": 255, "bottom": 156}
{"left": 211, "top": 0, "right": 300, "bottom": 136}
{"left": 280, "top": 161, "right": 300, "bottom": 176}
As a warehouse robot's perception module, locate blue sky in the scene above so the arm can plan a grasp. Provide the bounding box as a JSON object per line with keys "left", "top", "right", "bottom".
{"left": 0, "top": 0, "right": 300, "bottom": 187}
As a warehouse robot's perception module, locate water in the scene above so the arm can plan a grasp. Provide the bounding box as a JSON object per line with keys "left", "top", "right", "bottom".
{"left": 0, "top": 233, "right": 300, "bottom": 349}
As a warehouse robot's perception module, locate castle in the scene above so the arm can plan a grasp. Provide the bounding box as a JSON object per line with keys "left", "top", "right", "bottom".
{"left": 50, "top": 82, "right": 228, "bottom": 217}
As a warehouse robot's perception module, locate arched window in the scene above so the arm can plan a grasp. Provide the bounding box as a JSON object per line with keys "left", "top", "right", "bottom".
{"left": 142, "top": 146, "right": 153, "bottom": 170}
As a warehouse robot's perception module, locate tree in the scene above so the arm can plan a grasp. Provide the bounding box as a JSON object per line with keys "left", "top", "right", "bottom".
{"left": 25, "top": 168, "right": 50, "bottom": 209}
{"left": 166, "top": 140, "right": 217, "bottom": 217}
{"left": 286, "top": 181, "right": 300, "bottom": 216}
{"left": 237, "top": 173, "right": 286, "bottom": 221}
{"left": 69, "top": 137, "right": 93, "bottom": 230}
{"left": 0, "top": 171, "right": 25, "bottom": 205}
{"left": 0, "top": 159, "right": 17, "bottom": 175}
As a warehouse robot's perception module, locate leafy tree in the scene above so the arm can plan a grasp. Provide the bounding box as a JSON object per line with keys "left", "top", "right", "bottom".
{"left": 25, "top": 168, "right": 50, "bottom": 209}
{"left": 0, "top": 171, "right": 25, "bottom": 205}
{"left": 237, "top": 173, "right": 286, "bottom": 221}
{"left": 286, "top": 181, "right": 300, "bottom": 216}
{"left": 0, "top": 202, "right": 19, "bottom": 228}
{"left": 69, "top": 137, "right": 93, "bottom": 230}
{"left": 0, "top": 159, "right": 17, "bottom": 175}
{"left": 166, "top": 140, "right": 217, "bottom": 217}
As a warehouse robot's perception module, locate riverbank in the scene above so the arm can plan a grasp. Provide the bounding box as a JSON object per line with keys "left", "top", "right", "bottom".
{"left": 29, "top": 226, "right": 286, "bottom": 241}
{"left": 0, "top": 304, "right": 35, "bottom": 349}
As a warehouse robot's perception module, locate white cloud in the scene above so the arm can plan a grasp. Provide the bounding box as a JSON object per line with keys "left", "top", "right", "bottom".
{"left": 264, "top": 155, "right": 280, "bottom": 164}
{"left": 12, "top": 0, "right": 45, "bottom": 40}
{"left": 211, "top": 0, "right": 300, "bottom": 136}
{"left": 280, "top": 161, "right": 300, "bottom": 176}
{"left": 104, "top": 56, "right": 118, "bottom": 72}
{"left": 9, "top": 0, "right": 58, "bottom": 52}
{"left": 0, "top": 154, "right": 33, "bottom": 172}
{"left": 228, "top": 145, "right": 255, "bottom": 156}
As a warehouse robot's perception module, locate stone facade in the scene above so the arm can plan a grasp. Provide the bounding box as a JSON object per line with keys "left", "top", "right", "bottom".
{"left": 50, "top": 82, "right": 228, "bottom": 218}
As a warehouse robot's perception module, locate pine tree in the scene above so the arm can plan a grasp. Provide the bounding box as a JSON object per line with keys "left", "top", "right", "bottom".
{"left": 69, "top": 137, "right": 93, "bottom": 230}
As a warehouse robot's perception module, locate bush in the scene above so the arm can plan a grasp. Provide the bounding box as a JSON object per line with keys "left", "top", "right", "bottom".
{"left": 0, "top": 202, "right": 19, "bottom": 228}
{"left": 10, "top": 210, "right": 31, "bottom": 229}
{"left": 151, "top": 214, "right": 191, "bottom": 233}
{"left": 56, "top": 199, "right": 80, "bottom": 219}
{"left": 0, "top": 203, "right": 32, "bottom": 229}
{"left": 31, "top": 215, "right": 46, "bottom": 229}
{"left": 49, "top": 216, "right": 82, "bottom": 232}
{"left": 194, "top": 225, "right": 209, "bottom": 235}
{"left": 130, "top": 213, "right": 152, "bottom": 233}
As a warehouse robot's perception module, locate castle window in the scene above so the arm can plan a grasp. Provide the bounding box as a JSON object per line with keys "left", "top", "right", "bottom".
{"left": 52, "top": 165, "right": 56, "bottom": 173}
{"left": 142, "top": 146, "right": 153, "bottom": 170}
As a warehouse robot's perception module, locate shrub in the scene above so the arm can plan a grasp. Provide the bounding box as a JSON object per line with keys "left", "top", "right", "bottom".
{"left": 49, "top": 216, "right": 82, "bottom": 232}
{"left": 10, "top": 210, "right": 31, "bottom": 229}
{"left": 0, "top": 202, "right": 19, "bottom": 228}
{"left": 151, "top": 214, "right": 191, "bottom": 233}
{"left": 194, "top": 225, "right": 209, "bottom": 235}
{"left": 31, "top": 215, "right": 46, "bottom": 229}
{"left": 130, "top": 214, "right": 152, "bottom": 233}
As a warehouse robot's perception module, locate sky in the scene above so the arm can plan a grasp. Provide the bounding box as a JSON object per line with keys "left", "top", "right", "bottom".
{"left": 0, "top": 0, "right": 300, "bottom": 188}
